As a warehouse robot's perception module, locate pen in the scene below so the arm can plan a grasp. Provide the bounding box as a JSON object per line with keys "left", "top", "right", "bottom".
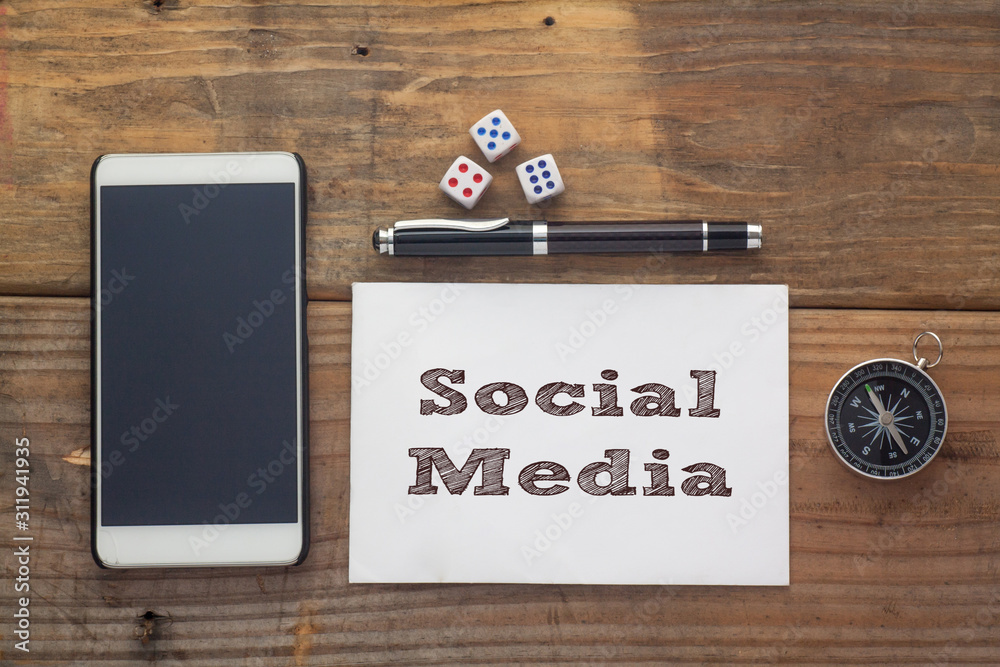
{"left": 373, "top": 219, "right": 762, "bottom": 256}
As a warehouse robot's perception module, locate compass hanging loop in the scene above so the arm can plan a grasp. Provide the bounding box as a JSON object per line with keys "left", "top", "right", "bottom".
{"left": 913, "top": 331, "right": 943, "bottom": 370}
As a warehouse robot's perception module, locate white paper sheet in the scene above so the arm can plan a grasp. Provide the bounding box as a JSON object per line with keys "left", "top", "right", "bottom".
{"left": 350, "top": 283, "right": 789, "bottom": 585}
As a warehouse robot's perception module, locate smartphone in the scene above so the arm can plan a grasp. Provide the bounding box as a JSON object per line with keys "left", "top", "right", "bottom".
{"left": 91, "top": 152, "right": 308, "bottom": 567}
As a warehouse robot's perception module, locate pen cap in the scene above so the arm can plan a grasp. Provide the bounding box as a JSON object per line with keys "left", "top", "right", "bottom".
{"left": 391, "top": 222, "right": 535, "bottom": 256}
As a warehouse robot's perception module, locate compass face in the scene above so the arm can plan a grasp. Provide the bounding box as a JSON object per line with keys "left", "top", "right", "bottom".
{"left": 826, "top": 358, "right": 947, "bottom": 479}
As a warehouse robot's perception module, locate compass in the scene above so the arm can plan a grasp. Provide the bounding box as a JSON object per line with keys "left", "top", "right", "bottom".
{"left": 825, "top": 332, "right": 948, "bottom": 480}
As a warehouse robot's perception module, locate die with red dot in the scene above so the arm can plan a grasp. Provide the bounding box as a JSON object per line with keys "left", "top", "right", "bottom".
{"left": 469, "top": 109, "right": 521, "bottom": 163}
{"left": 439, "top": 156, "right": 493, "bottom": 209}
{"left": 515, "top": 154, "right": 564, "bottom": 204}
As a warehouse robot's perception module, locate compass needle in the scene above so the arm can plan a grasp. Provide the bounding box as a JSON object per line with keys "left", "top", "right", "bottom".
{"left": 825, "top": 333, "right": 948, "bottom": 480}
{"left": 860, "top": 406, "right": 880, "bottom": 420}
{"left": 888, "top": 423, "right": 908, "bottom": 455}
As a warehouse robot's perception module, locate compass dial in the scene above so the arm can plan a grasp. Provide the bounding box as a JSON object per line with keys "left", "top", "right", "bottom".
{"left": 826, "top": 358, "right": 947, "bottom": 479}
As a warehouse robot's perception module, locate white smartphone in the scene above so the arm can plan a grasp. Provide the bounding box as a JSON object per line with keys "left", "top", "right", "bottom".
{"left": 91, "top": 152, "right": 308, "bottom": 567}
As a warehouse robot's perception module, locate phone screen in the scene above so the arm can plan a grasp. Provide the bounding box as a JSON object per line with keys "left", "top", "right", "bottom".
{"left": 98, "top": 182, "right": 299, "bottom": 527}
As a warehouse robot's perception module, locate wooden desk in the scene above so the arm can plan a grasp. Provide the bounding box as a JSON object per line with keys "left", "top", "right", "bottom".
{"left": 1, "top": 1, "right": 998, "bottom": 663}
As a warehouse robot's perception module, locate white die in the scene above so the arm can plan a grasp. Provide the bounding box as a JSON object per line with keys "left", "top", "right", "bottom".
{"left": 515, "top": 154, "right": 565, "bottom": 204}
{"left": 469, "top": 109, "right": 521, "bottom": 163}
{"left": 439, "top": 156, "right": 493, "bottom": 209}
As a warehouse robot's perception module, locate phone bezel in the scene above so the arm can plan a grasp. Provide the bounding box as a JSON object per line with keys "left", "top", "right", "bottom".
{"left": 91, "top": 152, "right": 309, "bottom": 567}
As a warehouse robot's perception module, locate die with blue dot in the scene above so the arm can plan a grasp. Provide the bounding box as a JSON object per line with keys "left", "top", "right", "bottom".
{"left": 515, "top": 154, "right": 565, "bottom": 204}
{"left": 469, "top": 109, "right": 521, "bottom": 163}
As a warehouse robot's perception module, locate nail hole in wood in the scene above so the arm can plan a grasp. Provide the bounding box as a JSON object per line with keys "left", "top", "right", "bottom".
{"left": 145, "top": 0, "right": 175, "bottom": 12}
{"left": 543, "top": 16, "right": 555, "bottom": 26}
{"left": 352, "top": 46, "right": 370, "bottom": 57}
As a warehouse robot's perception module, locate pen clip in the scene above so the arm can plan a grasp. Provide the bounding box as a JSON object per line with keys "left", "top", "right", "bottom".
{"left": 392, "top": 218, "right": 510, "bottom": 232}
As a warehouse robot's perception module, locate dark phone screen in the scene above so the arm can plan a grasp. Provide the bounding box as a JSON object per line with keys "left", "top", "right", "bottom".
{"left": 98, "top": 183, "right": 299, "bottom": 526}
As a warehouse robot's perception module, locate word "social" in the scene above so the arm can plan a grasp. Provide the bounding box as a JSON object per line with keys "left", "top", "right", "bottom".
{"left": 420, "top": 368, "right": 722, "bottom": 418}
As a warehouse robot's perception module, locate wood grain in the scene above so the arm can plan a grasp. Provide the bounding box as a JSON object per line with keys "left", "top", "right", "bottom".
{"left": 1, "top": 1, "right": 999, "bottom": 307}
{"left": 1, "top": 297, "right": 998, "bottom": 664}
{"left": 2, "top": 1, "right": 999, "bottom": 663}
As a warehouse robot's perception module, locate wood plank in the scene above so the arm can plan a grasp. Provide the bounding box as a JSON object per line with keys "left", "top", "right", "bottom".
{"left": 1, "top": 297, "right": 998, "bottom": 664}
{"left": 2, "top": 1, "right": 999, "bottom": 307}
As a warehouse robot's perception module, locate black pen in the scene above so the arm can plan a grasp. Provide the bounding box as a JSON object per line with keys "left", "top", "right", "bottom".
{"left": 373, "top": 219, "right": 762, "bottom": 256}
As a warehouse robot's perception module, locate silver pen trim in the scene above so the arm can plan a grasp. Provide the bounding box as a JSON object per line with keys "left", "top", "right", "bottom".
{"left": 747, "top": 223, "right": 762, "bottom": 249}
{"left": 532, "top": 221, "right": 548, "bottom": 255}
{"left": 375, "top": 228, "right": 390, "bottom": 255}
{"left": 393, "top": 218, "right": 509, "bottom": 232}
{"left": 702, "top": 221, "right": 708, "bottom": 252}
